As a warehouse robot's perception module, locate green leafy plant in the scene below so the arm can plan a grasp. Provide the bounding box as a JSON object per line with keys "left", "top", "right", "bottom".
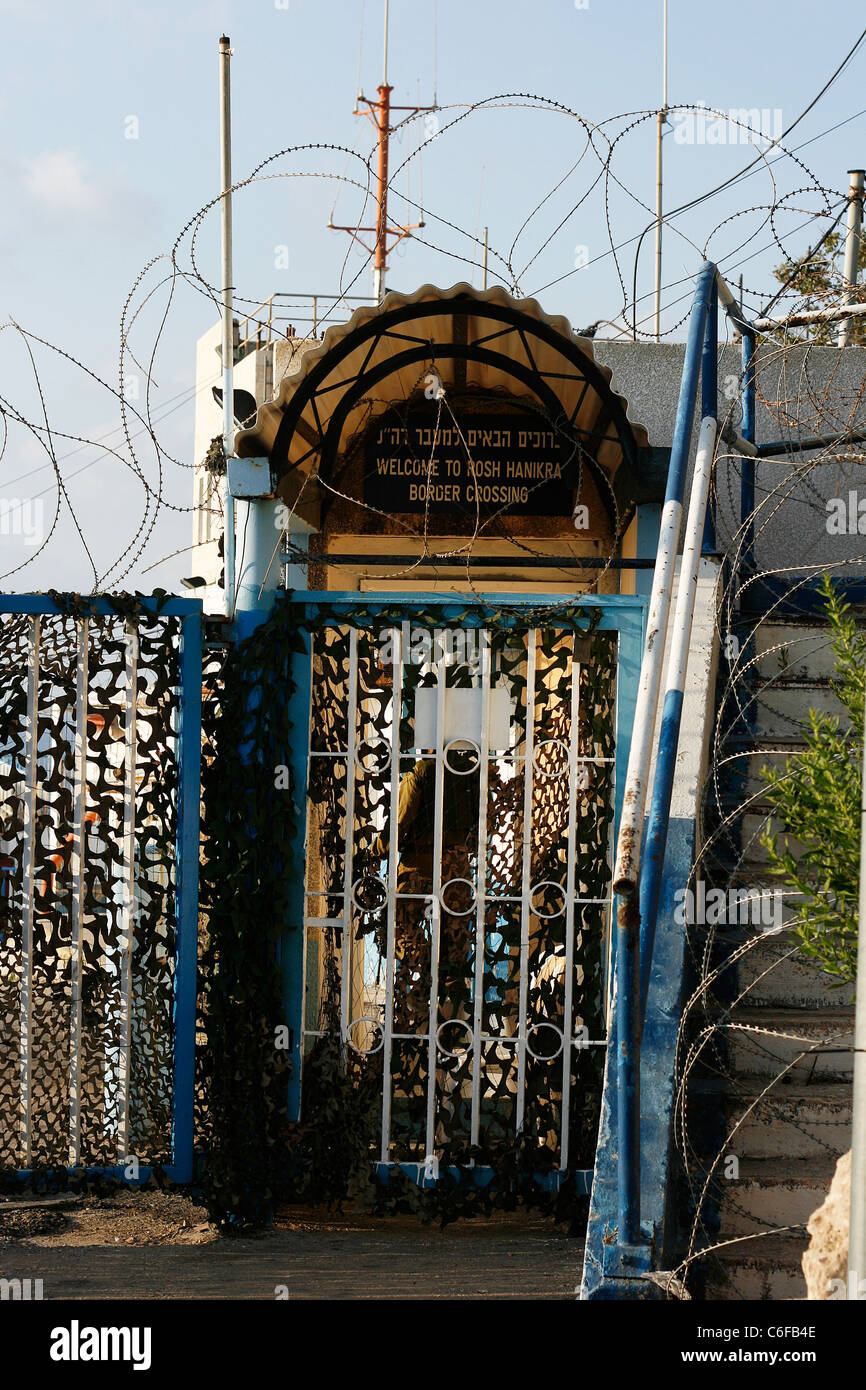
{"left": 761, "top": 574, "right": 865, "bottom": 983}
{"left": 773, "top": 228, "right": 866, "bottom": 345}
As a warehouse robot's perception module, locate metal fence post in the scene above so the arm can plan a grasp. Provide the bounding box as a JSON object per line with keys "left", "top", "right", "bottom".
{"left": 701, "top": 283, "right": 718, "bottom": 555}
{"left": 638, "top": 286, "right": 718, "bottom": 1021}
{"left": 740, "top": 328, "right": 756, "bottom": 592}
{"left": 610, "top": 261, "right": 715, "bottom": 1251}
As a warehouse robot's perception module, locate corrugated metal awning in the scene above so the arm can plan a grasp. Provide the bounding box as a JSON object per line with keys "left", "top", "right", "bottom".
{"left": 235, "top": 282, "right": 650, "bottom": 507}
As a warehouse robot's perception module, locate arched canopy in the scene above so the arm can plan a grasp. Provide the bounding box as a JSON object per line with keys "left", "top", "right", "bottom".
{"left": 236, "top": 282, "right": 649, "bottom": 522}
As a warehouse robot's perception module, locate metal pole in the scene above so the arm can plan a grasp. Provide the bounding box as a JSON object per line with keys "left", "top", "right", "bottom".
{"left": 849, "top": 678, "right": 866, "bottom": 1298}
{"left": 219, "top": 35, "right": 236, "bottom": 617}
{"left": 639, "top": 287, "right": 719, "bottom": 1021}
{"left": 372, "top": 0, "right": 391, "bottom": 304}
{"left": 639, "top": 416, "right": 717, "bottom": 1022}
{"left": 838, "top": 169, "right": 864, "bottom": 349}
{"left": 612, "top": 260, "right": 715, "bottom": 1247}
{"left": 613, "top": 261, "right": 715, "bottom": 896}
{"left": 482, "top": 226, "right": 488, "bottom": 290}
{"left": 373, "top": 81, "right": 392, "bottom": 305}
{"left": 701, "top": 281, "right": 718, "bottom": 554}
{"left": 369, "top": 83, "right": 391, "bottom": 304}
{"left": 233, "top": 497, "right": 283, "bottom": 634}
{"left": 740, "top": 328, "right": 756, "bottom": 595}
{"left": 751, "top": 300, "right": 866, "bottom": 333}
{"left": 653, "top": 0, "right": 668, "bottom": 341}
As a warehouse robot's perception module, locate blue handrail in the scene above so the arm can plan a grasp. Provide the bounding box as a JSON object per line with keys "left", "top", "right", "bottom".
{"left": 598, "top": 259, "right": 866, "bottom": 1287}
{"left": 638, "top": 293, "right": 719, "bottom": 1025}
{"left": 612, "top": 263, "right": 717, "bottom": 1249}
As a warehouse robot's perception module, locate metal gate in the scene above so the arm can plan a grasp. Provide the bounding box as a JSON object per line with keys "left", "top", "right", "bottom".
{"left": 289, "top": 594, "right": 644, "bottom": 1182}
{"left": 0, "top": 595, "right": 201, "bottom": 1181}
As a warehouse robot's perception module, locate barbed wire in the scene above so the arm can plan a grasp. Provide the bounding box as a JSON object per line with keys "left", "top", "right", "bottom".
{"left": 1, "top": 89, "right": 860, "bottom": 588}
{"left": 0, "top": 67, "right": 865, "bottom": 1298}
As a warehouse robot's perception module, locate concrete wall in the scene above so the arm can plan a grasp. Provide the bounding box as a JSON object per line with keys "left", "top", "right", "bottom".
{"left": 594, "top": 341, "right": 866, "bottom": 577}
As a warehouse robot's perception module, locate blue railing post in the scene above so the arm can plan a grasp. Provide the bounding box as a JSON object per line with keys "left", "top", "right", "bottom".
{"left": 701, "top": 284, "right": 718, "bottom": 555}
{"left": 614, "top": 891, "right": 642, "bottom": 1246}
{"left": 610, "top": 262, "right": 716, "bottom": 1253}
{"left": 740, "top": 329, "right": 756, "bottom": 585}
{"left": 638, "top": 282, "right": 718, "bottom": 1023}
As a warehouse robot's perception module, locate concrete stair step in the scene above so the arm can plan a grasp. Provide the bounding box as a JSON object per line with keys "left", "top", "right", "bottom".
{"left": 736, "top": 732, "right": 857, "bottom": 799}
{"left": 723, "top": 1081, "right": 851, "bottom": 1160}
{"left": 716, "top": 1158, "right": 834, "bottom": 1237}
{"left": 726, "top": 1008, "right": 854, "bottom": 1080}
{"left": 703, "top": 1233, "right": 808, "bottom": 1300}
{"left": 699, "top": 612, "right": 865, "bottom": 1301}
{"left": 739, "top": 744, "right": 808, "bottom": 797}
{"left": 752, "top": 623, "right": 841, "bottom": 682}
{"left": 673, "top": 883, "right": 799, "bottom": 935}
{"left": 749, "top": 682, "right": 848, "bottom": 739}
{"left": 740, "top": 812, "right": 802, "bottom": 864}
{"left": 734, "top": 934, "right": 854, "bottom": 1009}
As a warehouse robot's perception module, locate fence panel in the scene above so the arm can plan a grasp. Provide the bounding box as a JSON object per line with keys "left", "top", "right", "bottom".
{"left": 0, "top": 596, "right": 201, "bottom": 1181}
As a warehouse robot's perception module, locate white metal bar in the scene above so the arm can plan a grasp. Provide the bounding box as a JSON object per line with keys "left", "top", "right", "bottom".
{"left": 340, "top": 629, "right": 359, "bottom": 1045}
{"left": 423, "top": 635, "right": 447, "bottom": 1159}
{"left": 19, "top": 614, "right": 40, "bottom": 1166}
{"left": 751, "top": 300, "right": 866, "bottom": 332}
{"left": 612, "top": 493, "right": 683, "bottom": 894}
{"left": 717, "top": 263, "right": 866, "bottom": 335}
{"left": 515, "top": 629, "right": 537, "bottom": 1134}
{"left": 369, "top": 1030, "right": 609, "bottom": 1046}
{"left": 116, "top": 619, "right": 138, "bottom": 1161}
{"left": 379, "top": 626, "right": 402, "bottom": 1162}
{"left": 470, "top": 633, "right": 492, "bottom": 1146}
{"left": 559, "top": 638, "right": 583, "bottom": 1168}
{"left": 715, "top": 269, "right": 749, "bottom": 332}
{"left": 719, "top": 421, "right": 759, "bottom": 458}
{"left": 839, "top": 169, "right": 865, "bottom": 349}
{"left": 68, "top": 618, "right": 89, "bottom": 1166}
{"left": 666, "top": 418, "right": 717, "bottom": 699}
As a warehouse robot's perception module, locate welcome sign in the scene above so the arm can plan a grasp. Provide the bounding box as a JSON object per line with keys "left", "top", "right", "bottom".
{"left": 362, "top": 408, "right": 577, "bottom": 517}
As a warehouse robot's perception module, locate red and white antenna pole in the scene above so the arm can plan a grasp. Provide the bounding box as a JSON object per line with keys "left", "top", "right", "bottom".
{"left": 373, "top": 80, "right": 392, "bottom": 304}
{"left": 331, "top": 0, "right": 433, "bottom": 303}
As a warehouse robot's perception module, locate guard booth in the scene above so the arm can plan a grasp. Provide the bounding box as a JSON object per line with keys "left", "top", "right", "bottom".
{"left": 234, "top": 283, "right": 653, "bottom": 1187}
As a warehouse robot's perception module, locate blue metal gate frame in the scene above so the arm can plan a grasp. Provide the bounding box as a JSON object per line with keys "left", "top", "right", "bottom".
{"left": 281, "top": 589, "right": 647, "bottom": 1185}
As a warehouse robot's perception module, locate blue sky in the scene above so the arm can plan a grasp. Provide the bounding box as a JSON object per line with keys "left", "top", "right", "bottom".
{"left": 1, "top": 0, "right": 864, "bottom": 592}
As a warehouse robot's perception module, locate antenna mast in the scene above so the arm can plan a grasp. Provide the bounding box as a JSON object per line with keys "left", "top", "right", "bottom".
{"left": 330, "top": 0, "right": 436, "bottom": 303}
{"left": 219, "top": 35, "right": 236, "bottom": 616}
{"left": 653, "top": 0, "right": 668, "bottom": 341}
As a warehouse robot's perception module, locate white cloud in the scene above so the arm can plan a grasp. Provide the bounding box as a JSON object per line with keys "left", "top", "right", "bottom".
{"left": 21, "top": 148, "right": 102, "bottom": 213}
